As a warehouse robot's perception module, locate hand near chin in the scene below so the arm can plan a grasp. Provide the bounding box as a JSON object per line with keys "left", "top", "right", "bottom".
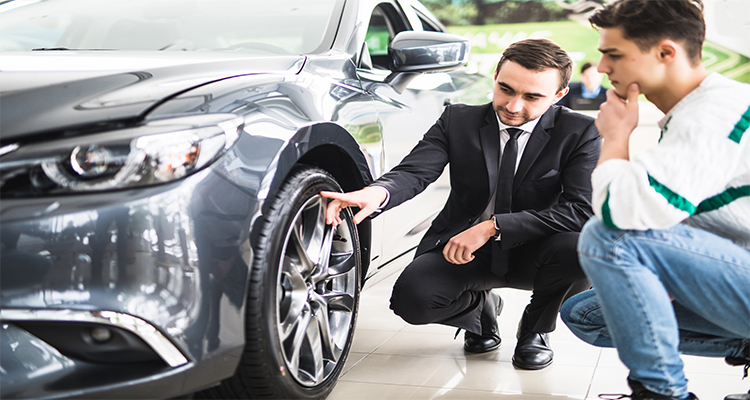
{"left": 596, "top": 83, "right": 640, "bottom": 162}
{"left": 442, "top": 220, "right": 495, "bottom": 265}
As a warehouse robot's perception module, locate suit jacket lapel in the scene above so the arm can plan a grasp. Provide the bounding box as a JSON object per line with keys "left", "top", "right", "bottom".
{"left": 479, "top": 104, "right": 500, "bottom": 196}
{"left": 513, "top": 106, "right": 555, "bottom": 193}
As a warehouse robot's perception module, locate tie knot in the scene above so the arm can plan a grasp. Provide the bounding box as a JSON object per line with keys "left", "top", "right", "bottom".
{"left": 506, "top": 128, "right": 523, "bottom": 140}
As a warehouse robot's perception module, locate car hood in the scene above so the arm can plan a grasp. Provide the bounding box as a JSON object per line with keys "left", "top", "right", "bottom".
{"left": 0, "top": 52, "right": 306, "bottom": 141}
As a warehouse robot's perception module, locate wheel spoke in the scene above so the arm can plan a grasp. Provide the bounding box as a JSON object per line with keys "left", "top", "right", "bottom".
{"left": 287, "top": 304, "right": 312, "bottom": 379}
{"left": 327, "top": 250, "right": 356, "bottom": 278}
{"left": 305, "top": 307, "right": 326, "bottom": 383}
{"left": 322, "top": 291, "right": 354, "bottom": 313}
{"left": 303, "top": 198, "right": 329, "bottom": 269}
{"left": 310, "top": 226, "right": 335, "bottom": 284}
{"left": 310, "top": 291, "right": 343, "bottom": 360}
{"left": 279, "top": 256, "right": 308, "bottom": 340}
{"left": 291, "top": 218, "right": 315, "bottom": 277}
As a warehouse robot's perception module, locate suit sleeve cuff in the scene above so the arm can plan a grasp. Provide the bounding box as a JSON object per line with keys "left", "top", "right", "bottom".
{"left": 492, "top": 216, "right": 501, "bottom": 242}
{"left": 370, "top": 185, "right": 391, "bottom": 215}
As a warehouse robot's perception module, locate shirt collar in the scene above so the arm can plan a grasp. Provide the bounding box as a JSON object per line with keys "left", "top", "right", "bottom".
{"left": 494, "top": 111, "right": 540, "bottom": 135}
{"left": 581, "top": 85, "right": 602, "bottom": 98}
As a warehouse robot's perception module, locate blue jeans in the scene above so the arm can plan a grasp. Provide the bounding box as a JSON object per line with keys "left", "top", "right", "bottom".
{"left": 561, "top": 218, "right": 750, "bottom": 398}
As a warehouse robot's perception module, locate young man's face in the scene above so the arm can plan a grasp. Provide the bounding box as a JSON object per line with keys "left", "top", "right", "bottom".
{"left": 492, "top": 60, "right": 567, "bottom": 127}
{"left": 596, "top": 26, "right": 662, "bottom": 98}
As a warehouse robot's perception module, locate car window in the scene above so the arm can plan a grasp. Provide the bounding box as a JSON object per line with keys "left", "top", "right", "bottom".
{"left": 365, "top": 3, "right": 409, "bottom": 70}
{"left": 416, "top": 13, "right": 441, "bottom": 32}
{"left": 365, "top": 6, "right": 394, "bottom": 59}
{"left": 0, "top": 0, "right": 341, "bottom": 54}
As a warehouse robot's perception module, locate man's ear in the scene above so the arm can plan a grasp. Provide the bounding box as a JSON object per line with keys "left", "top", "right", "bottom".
{"left": 554, "top": 86, "right": 570, "bottom": 102}
{"left": 656, "top": 40, "right": 678, "bottom": 63}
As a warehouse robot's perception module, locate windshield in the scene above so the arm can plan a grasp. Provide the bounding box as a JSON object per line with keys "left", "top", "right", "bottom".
{"left": 0, "top": 0, "right": 342, "bottom": 54}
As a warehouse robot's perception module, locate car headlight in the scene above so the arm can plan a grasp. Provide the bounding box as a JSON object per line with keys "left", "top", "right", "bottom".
{"left": 0, "top": 114, "right": 243, "bottom": 196}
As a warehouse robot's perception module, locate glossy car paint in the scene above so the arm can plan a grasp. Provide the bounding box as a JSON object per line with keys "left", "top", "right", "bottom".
{"left": 0, "top": 0, "right": 484, "bottom": 397}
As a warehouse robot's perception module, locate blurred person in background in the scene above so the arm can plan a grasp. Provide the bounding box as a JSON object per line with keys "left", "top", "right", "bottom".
{"left": 559, "top": 61, "right": 607, "bottom": 110}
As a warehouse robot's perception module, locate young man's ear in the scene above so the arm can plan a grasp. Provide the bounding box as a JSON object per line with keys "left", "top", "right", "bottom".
{"left": 656, "top": 40, "right": 678, "bottom": 63}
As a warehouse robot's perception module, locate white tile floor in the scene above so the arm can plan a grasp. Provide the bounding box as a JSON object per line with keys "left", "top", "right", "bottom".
{"left": 329, "top": 264, "right": 749, "bottom": 400}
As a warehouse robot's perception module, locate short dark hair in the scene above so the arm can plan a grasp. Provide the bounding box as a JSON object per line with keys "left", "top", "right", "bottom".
{"left": 496, "top": 38, "right": 572, "bottom": 92}
{"left": 589, "top": 0, "right": 705, "bottom": 66}
{"left": 580, "top": 61, "right": 595, "bottom": 74}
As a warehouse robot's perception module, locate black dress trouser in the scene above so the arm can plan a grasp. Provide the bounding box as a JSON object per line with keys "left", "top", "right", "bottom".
{"left": 389, "top": 232, "right": 589, "bottom": 336}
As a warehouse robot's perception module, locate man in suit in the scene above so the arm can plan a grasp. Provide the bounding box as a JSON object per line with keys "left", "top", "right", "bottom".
{"left": 323, "top": 38, "right": 600, "bottom": 370}
{"left": 559, "top": 61, "right": 607, "bottom": 110}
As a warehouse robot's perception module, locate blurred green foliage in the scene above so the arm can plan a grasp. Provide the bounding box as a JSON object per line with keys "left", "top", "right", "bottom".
{"left": 446, "top": 21, "right": 750, "bottom": 84}
{"left": 422, "top": 0, "right": 573, "bottom": 26}
{"left": 421, "top": 0, "right": 748, "bottom": 84}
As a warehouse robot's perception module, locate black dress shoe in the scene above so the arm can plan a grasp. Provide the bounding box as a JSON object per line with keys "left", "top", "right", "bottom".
{"left": 512, "top": 332, "right": 553, "bottom": 370}
{"left": 725, "top": 391, "right": 750, "bottom": 400}
{"left": 463, "top": 292, "right": 503, "bottom": 353}
{"left": 464, "top": 330, "right": 501, "bottom": 353}
{"left": 600, "top": 378, "right": 699, "bottom": 400}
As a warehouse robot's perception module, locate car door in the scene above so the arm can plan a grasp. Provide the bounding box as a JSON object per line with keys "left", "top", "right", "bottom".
{"left": 356, "top": 0, "right": 485, "bottom": 266}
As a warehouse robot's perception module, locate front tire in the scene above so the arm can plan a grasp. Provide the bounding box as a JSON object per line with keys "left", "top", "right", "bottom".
{"left": 205, "top": 166, "right": 361, "bottom": 399}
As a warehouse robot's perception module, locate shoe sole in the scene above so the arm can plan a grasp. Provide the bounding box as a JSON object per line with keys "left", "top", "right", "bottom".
{"left": 464, "top": 341, "right": 501, "bottom": 353}
{"left": 511, "top": 356, "right": 553, "bottom": 370}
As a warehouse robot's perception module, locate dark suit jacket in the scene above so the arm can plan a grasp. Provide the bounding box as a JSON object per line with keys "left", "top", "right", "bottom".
{"left": 373, "top": 103, "right": 600, "bottom": 275}
{"left": 559, "top": 82, "right": 607, "bottom": 110}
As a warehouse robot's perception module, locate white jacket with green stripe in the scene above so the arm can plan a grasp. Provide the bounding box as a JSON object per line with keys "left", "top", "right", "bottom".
{"left": 592, "top": 73, "right": 750, "bottom": 251}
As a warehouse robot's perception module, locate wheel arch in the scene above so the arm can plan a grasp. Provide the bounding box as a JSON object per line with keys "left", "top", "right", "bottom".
{"left": 254, "top": 121, "right": 375, "bottom": 282}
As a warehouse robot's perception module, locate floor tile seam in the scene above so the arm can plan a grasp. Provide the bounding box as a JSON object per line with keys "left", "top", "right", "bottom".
{"left": 384, "top": 329, "right": 466, "bottom": 337}
{"left": 334, "top": 378, "right": 503, "bottom": 394}
{"left": 369, "top": 350, "right": 605, "bottom": 368}
{"left": 353, "top": 327, "right": 408, "bottom": 332}
{"left": 343, "top": 327, "right": 403, "bottom": 374}
{"left": 592, "top": 364, "right": 744, "bottom": 376}
{"left": 334, "top": 379, "right": 581, "bottom": 398}
{"left": 585, "top": 348, "right": 605, "bottom": 400}
{"left": 366, "top": 350, "right": 514, "bottom": 362}
{"left": 369, "top": 350, "right": 516, "bottom": 363}
{"left": 341, "top": 352, "right": 372, "bottom": 376}
{"left": 365, "top": 329, "right": 403, "bottom": 355}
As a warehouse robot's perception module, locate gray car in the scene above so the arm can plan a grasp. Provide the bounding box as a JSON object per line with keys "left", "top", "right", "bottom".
{"left": 0, "top": 0, "right": 484, "bottom": 398}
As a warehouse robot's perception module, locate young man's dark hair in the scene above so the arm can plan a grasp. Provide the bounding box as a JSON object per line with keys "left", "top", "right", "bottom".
{"left": 589, "top": 0, "right": 705, "bottom": 66}
{"left": 496, "top": 38, "right": 572, "bottom": 91}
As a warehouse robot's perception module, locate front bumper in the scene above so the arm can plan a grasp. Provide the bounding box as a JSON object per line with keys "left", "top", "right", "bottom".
{"left": 0, "top": 165, "right": 256, "bottom": 398}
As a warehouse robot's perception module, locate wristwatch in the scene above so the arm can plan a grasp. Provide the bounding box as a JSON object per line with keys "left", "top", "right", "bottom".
{"left": 491, "top": 216, "right": 501, "bottom": 241}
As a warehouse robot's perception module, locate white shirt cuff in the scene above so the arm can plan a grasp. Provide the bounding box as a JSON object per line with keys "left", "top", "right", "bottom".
{"left": 370, "top": 185, "right": 390, "bottom": 214}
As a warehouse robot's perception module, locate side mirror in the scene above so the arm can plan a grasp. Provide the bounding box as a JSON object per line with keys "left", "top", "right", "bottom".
{"left": 389, "top": 31, "right": 471, "bottom": 73}
{"left": 385, "top": 31, "right": 471, "bottom": 93}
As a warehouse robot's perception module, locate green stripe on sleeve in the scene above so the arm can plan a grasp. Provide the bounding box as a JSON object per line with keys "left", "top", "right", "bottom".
{"left": 696, "top": 185, "right": 750, "bottom": 214}
{"left": 601, "top": 188, "right": 619, "bottom": 229}
{"left": 729, "top": 105, "right": 750, "bottom": 143}
{"left": 648, "top": 175, "right": 697, "bottom": 215}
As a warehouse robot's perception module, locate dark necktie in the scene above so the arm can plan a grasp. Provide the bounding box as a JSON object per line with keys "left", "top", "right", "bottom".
{"left": 494, "top": 128, "right": 522, "bottom": 214}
